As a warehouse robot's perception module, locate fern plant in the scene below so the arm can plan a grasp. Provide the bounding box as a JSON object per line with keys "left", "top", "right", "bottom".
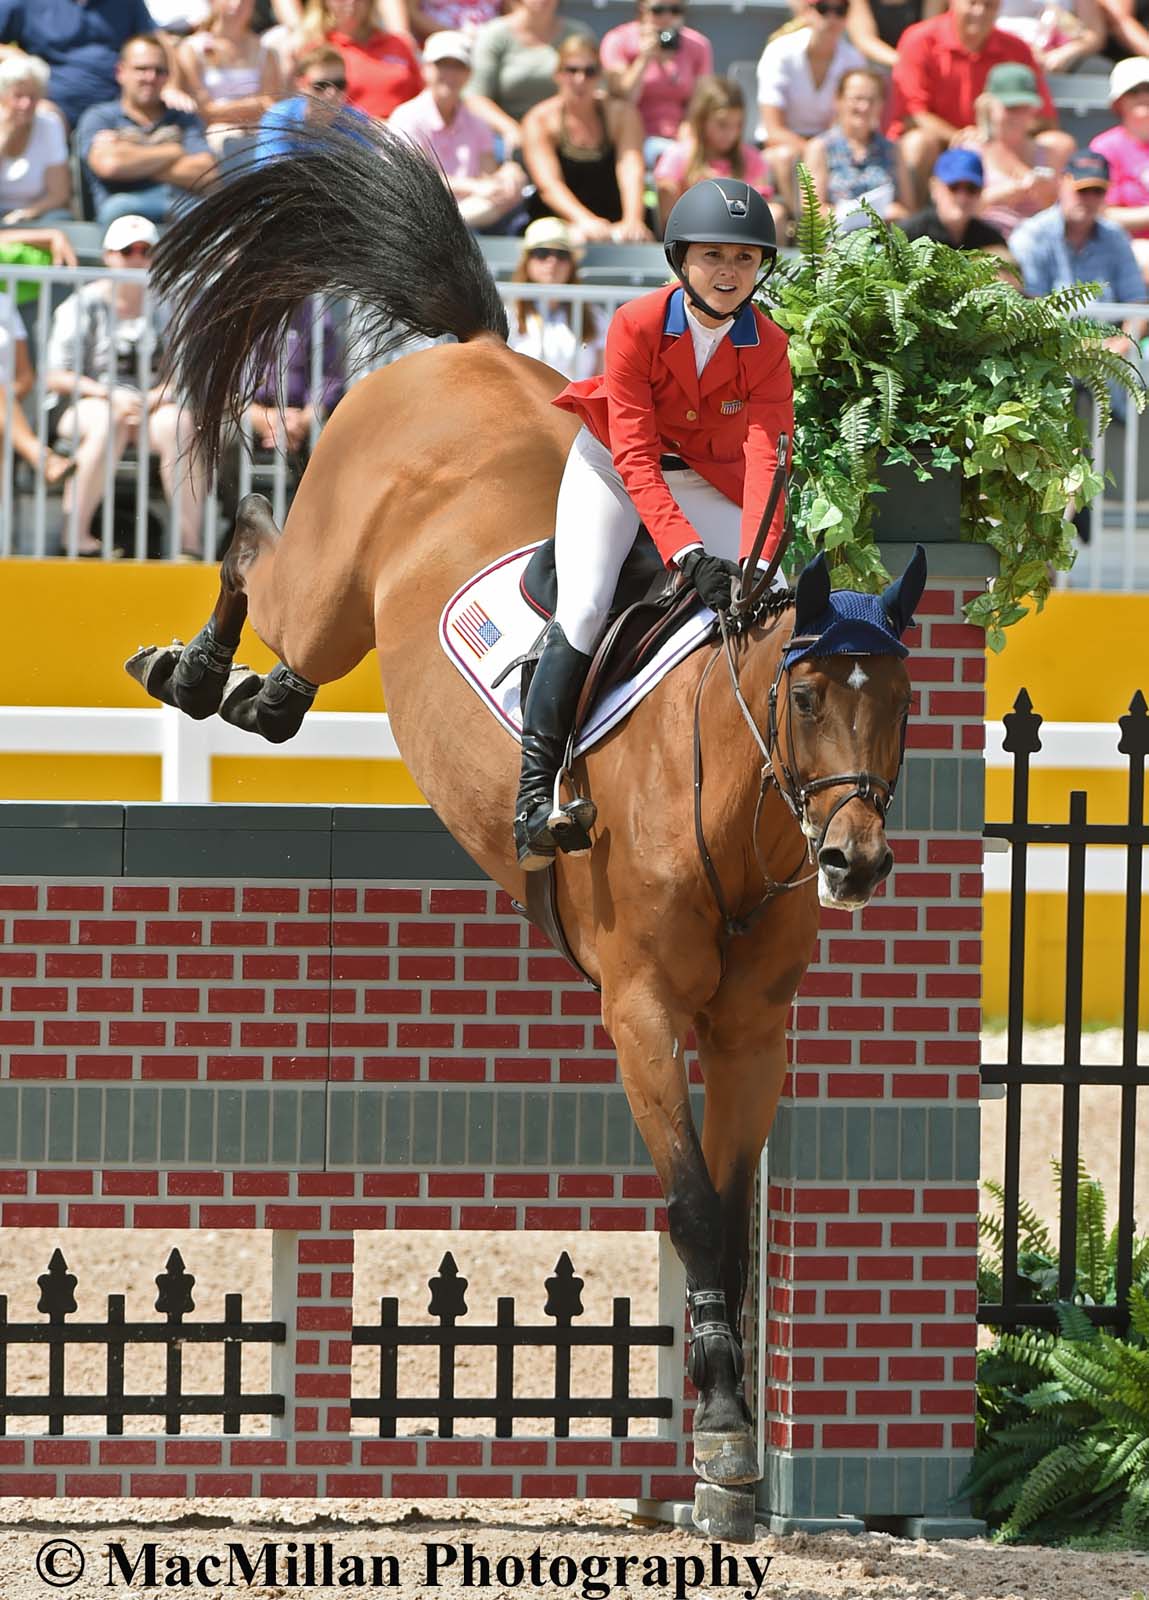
{"left": 969, "top": 1162, "right": 1149, "bottom": 1544}
{"left": 964, "top": 1292, "right": 1149, "bottom": 1544}
{"left": 978, "top": 1157, "right": 1149, "bottom": 1310}
{"left": 763, "top": 167, "right": 1147, "bottom": 648}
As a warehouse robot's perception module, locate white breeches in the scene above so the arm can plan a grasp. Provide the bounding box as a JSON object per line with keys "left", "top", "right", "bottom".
{"left": 553, "top": 426, "right": 745, "bottom": 654}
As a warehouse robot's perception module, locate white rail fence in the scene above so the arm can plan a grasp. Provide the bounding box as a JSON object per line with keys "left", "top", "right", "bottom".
{"left": 0, "top": 262, "right": 1146, "bottom": 587}
{"left": 0, "top": 705, "right": 1141, "bottom": 893}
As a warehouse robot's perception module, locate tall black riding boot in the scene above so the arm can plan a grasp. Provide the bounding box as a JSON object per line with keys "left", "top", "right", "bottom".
{"left": 513, "top": 622, "right": 596, "bottom": 871}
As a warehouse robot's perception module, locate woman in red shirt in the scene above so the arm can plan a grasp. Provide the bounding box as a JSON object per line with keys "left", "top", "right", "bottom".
{"left": 514, "top": 177, "right": 792, "bottom": 868}
{"left": 297, "top": 0, "right": 422, "bottom": 117}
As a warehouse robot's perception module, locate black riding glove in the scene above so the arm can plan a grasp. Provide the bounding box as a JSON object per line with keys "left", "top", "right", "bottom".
{"left": 680, "top": 549, "right": 741, "bottom": 612}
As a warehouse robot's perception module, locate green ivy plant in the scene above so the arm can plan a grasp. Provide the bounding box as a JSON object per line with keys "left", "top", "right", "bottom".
{"left": 762, "top": 167, "right": 1147, "bottom": 650}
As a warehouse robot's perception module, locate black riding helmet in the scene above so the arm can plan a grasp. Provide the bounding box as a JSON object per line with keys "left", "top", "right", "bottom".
{"left": 663, "top": 177, "right": 778, "bottom": 322}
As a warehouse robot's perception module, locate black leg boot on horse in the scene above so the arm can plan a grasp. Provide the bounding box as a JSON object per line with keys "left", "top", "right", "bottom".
{"left": 125, "top": 493, "right": 276, "bottom": 719}
{"left": 126, "top": 492, "right": 317, "bottom": 745}
{"left": 513, "top": 622, "right": 597, "bottom": 870}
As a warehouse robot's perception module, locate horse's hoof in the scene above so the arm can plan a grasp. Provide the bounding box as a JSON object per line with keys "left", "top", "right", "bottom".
{"left": 124, "top": 641, "right": 184, "bottom": 702}
{"left": 692, "top": 1428, "right": 760, "bottom": 1487}
{"left": 692, "top": 1482, "right": 757, "bottom": 1544}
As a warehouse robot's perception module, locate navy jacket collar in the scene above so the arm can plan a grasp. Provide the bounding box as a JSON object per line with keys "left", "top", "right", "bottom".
{"left": 662, "top": 286, "right": 760, "bottom": 348}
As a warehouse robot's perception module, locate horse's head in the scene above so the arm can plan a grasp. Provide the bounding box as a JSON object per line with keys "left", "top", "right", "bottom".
{"left": 770, "top": 546, "right": 926, "bottom": 911}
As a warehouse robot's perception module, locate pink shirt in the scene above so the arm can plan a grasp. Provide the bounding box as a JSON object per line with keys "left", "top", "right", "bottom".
{"left": 1091, "top": 123, "right": 1149, "bottom": 238}
{"left": 599, "top": 19, "right": 713, "bottom": 139}
{"left": 653, "top": 140, "right": 774, "bottom": 198}
{"left": 388, "top": 87, "right": 495, "bottom": 179}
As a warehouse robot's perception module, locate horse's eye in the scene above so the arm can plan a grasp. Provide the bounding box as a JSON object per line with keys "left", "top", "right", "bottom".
{"left": 790, "top": 688, "right": 819, "bottom": 718}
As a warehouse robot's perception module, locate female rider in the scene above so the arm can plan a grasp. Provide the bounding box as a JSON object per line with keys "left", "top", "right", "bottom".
{"left": 513, "top": 176, "right": 793, "bottom": 868}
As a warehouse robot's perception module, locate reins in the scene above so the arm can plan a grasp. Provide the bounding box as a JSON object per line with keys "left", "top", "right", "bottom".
{"left": 691, "top": 435, "right": 908, "bottom": 947}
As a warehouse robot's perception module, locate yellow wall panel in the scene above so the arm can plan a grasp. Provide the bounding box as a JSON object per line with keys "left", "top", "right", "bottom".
{"left": 0, "top": 754, "right": 160, "bottom": 800}
{"left": 983, "top": 890, "right": 1149, "bottom": 1027}
{"left": 984, "top": 592, "right": 1149, "bottom": 723}
{"left": 985, "top": 767, "right": 1144, "bottom": 828}
{"left": 212, "top": 757, "right": 424, "bottom": 805}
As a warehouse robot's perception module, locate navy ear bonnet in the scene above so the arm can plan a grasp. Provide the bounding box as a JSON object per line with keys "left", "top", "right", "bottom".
{"left": 783, "top": 544, "right": 928, "bottom": 666}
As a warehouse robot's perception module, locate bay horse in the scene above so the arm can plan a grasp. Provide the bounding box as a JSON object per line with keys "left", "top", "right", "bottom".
{"left": 128, "top": 123, "right": 923, "bottom": 1539}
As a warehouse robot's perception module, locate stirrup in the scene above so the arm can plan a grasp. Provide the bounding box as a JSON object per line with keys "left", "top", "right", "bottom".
{"left": 547, "top": 772, "right": 597, "bottom": 844}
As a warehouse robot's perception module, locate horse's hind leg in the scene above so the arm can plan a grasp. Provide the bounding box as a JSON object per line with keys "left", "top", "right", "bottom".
{"left": 125, "top": 493, "right": 277, "bottom": 719}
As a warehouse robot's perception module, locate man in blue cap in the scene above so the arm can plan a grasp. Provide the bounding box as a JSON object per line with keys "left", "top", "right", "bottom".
{"left": 901, "top": 147, "right": 1009, "bottom": 249}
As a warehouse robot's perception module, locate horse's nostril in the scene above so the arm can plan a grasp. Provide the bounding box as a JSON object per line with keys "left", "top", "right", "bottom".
{"left": 818, "top": 847, "right": 850, "bottom": 878}
{"left": 878, "top": 849, "right": 894, "bottom": 882}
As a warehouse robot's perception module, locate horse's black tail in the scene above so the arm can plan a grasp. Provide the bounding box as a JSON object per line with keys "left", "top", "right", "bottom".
{"left": 150, "top": 118, "right": 509, "bottom": 471}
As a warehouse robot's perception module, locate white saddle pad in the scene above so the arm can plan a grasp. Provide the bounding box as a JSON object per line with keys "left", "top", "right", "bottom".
{"left": 439, "top": 543, "right": 716, "bottom": 756}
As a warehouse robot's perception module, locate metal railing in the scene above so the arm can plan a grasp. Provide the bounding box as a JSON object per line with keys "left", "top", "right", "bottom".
{"left": 979, "top": 688, "right": 1148, "bottom": 1334}
{"left": 0, "top": 262, "right": 1144, "bottom": 587}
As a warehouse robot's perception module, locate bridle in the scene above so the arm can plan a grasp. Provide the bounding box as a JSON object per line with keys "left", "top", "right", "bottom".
{"left": 691, "top": 437, "right": 910, "bottom": 944}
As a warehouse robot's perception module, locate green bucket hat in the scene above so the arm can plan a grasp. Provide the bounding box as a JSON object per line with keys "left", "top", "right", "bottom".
{"left": 985, "top": 62, "right": 1042, "bottom": 107}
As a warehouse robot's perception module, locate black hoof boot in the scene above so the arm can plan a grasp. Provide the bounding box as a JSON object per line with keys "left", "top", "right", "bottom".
{"left": 125, "top": 620, "right": 238, "bottom": 720}
{"left": 688, "top": 1290, "right": 758, "bottom": 1488}
{"left": 219, "top": 661, "right": 317, "bottom": 745}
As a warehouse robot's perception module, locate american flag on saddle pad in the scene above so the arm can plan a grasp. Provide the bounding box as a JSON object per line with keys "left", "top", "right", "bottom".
{"left": 453, "top": 600, "right": 502, "bottom": 658}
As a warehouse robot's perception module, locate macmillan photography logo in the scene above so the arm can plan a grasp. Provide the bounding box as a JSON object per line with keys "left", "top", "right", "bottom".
{"left": 33, "top": 1538, "right": 778, "bottom": 1597}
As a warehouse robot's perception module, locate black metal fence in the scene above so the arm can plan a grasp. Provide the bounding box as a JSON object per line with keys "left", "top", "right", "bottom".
{"left": 0, "top": 1248, "right": 285, "bottom": 1434}
{"left": 352, "top": 1250, "right": 675, "bottom": 1438}
{"left": 979, "top": 689, "right": 1148, "bottom": 1334}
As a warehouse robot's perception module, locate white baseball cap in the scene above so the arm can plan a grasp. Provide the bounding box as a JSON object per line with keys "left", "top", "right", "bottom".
{"left": 1109, "top": 55, "right": 1149, "bottom": 102}
{"left": 102, "top": 214, "right": 160, "bottom": 253}
{"left": 423, "top": 30, "right": 472, "bottom": 65}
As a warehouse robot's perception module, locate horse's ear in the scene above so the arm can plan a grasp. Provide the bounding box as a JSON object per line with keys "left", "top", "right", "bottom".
{"left": 881, "top": 543, "right": 928, "bottom": 636}
{"left": 793, "top": 551, "right": 831, "bottom": 633}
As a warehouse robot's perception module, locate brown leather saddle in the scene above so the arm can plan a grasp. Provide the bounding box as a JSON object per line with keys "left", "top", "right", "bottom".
{"left": 506, "top": 528, "right": 712, "bottom": 735}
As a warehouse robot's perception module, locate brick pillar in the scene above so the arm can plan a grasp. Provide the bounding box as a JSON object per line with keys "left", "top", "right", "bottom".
{"left": 760, "top": 543, "right": 993, "bottom": 1537}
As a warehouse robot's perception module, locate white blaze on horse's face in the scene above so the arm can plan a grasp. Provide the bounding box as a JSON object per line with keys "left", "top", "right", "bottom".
{"left": 847, "top": 661, "right": 868, "bottom": 693}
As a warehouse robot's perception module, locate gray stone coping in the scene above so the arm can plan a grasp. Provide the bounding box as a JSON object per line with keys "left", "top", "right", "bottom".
{"left": 0, "top": 758, "right": 982, "bottom": 878}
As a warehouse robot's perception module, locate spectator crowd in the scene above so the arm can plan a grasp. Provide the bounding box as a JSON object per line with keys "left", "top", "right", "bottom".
{"left": 0, "top": 0, "right": 1146, "bottom": 546}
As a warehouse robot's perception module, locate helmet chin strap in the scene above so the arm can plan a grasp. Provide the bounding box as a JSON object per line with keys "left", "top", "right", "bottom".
{"left": 671, "top": 254, "right": 779, "bottom": 325}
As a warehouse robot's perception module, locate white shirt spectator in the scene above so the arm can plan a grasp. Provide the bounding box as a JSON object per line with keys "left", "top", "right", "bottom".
{"left": 756, "top": 26, "right": 865, "bottom": 140}
{"left": 0, "top": 288, "right": 25, "bottom": 386}
{"left": 508, "top": 304, "right": 604, "bottom": 380}
{"left": 0, "top": 104, "right": 67, "bottom": 210}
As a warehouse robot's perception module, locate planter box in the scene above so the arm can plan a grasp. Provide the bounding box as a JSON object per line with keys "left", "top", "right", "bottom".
{"left": 872, "top": 455, "right": 962, "bottom": 543}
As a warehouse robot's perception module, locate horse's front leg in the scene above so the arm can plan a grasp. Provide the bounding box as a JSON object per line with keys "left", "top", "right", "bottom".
{"left": 695, "top": 1007, "right": 791, "bottom": 1370}
{"left": 598, "top": 969, "right": 758, "bottom": 1505}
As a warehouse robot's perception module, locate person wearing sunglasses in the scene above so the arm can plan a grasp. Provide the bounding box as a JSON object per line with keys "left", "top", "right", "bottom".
{"left": 755, "top": 0, "right": 866, "bottom": 214}
{"left": 900, "top": 144, "right": 1008, "bottom": 246}
{"left": 600, "top": 0, "right": 714, "bottom": 168}
{"left": 43, "top": 214, "right": 209, "bottom": 558}
{"left": 506, "top": 216, "right": 606, "bottom": 377}
{"left": 521, "top": 32, "right": 652, "bottom": 240}
{"left": 255, "top": 45, "right": 370, "bottom": 161}
{"left": 76, "top": 35, "right": 216, "bottom": 228}
{"left": 469, "top": 0, "right": 586, "bottom": 126}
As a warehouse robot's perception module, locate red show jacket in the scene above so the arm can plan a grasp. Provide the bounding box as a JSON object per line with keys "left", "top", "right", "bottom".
{"left": 553, "top": 284, "right": 793, "bottom": 567}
